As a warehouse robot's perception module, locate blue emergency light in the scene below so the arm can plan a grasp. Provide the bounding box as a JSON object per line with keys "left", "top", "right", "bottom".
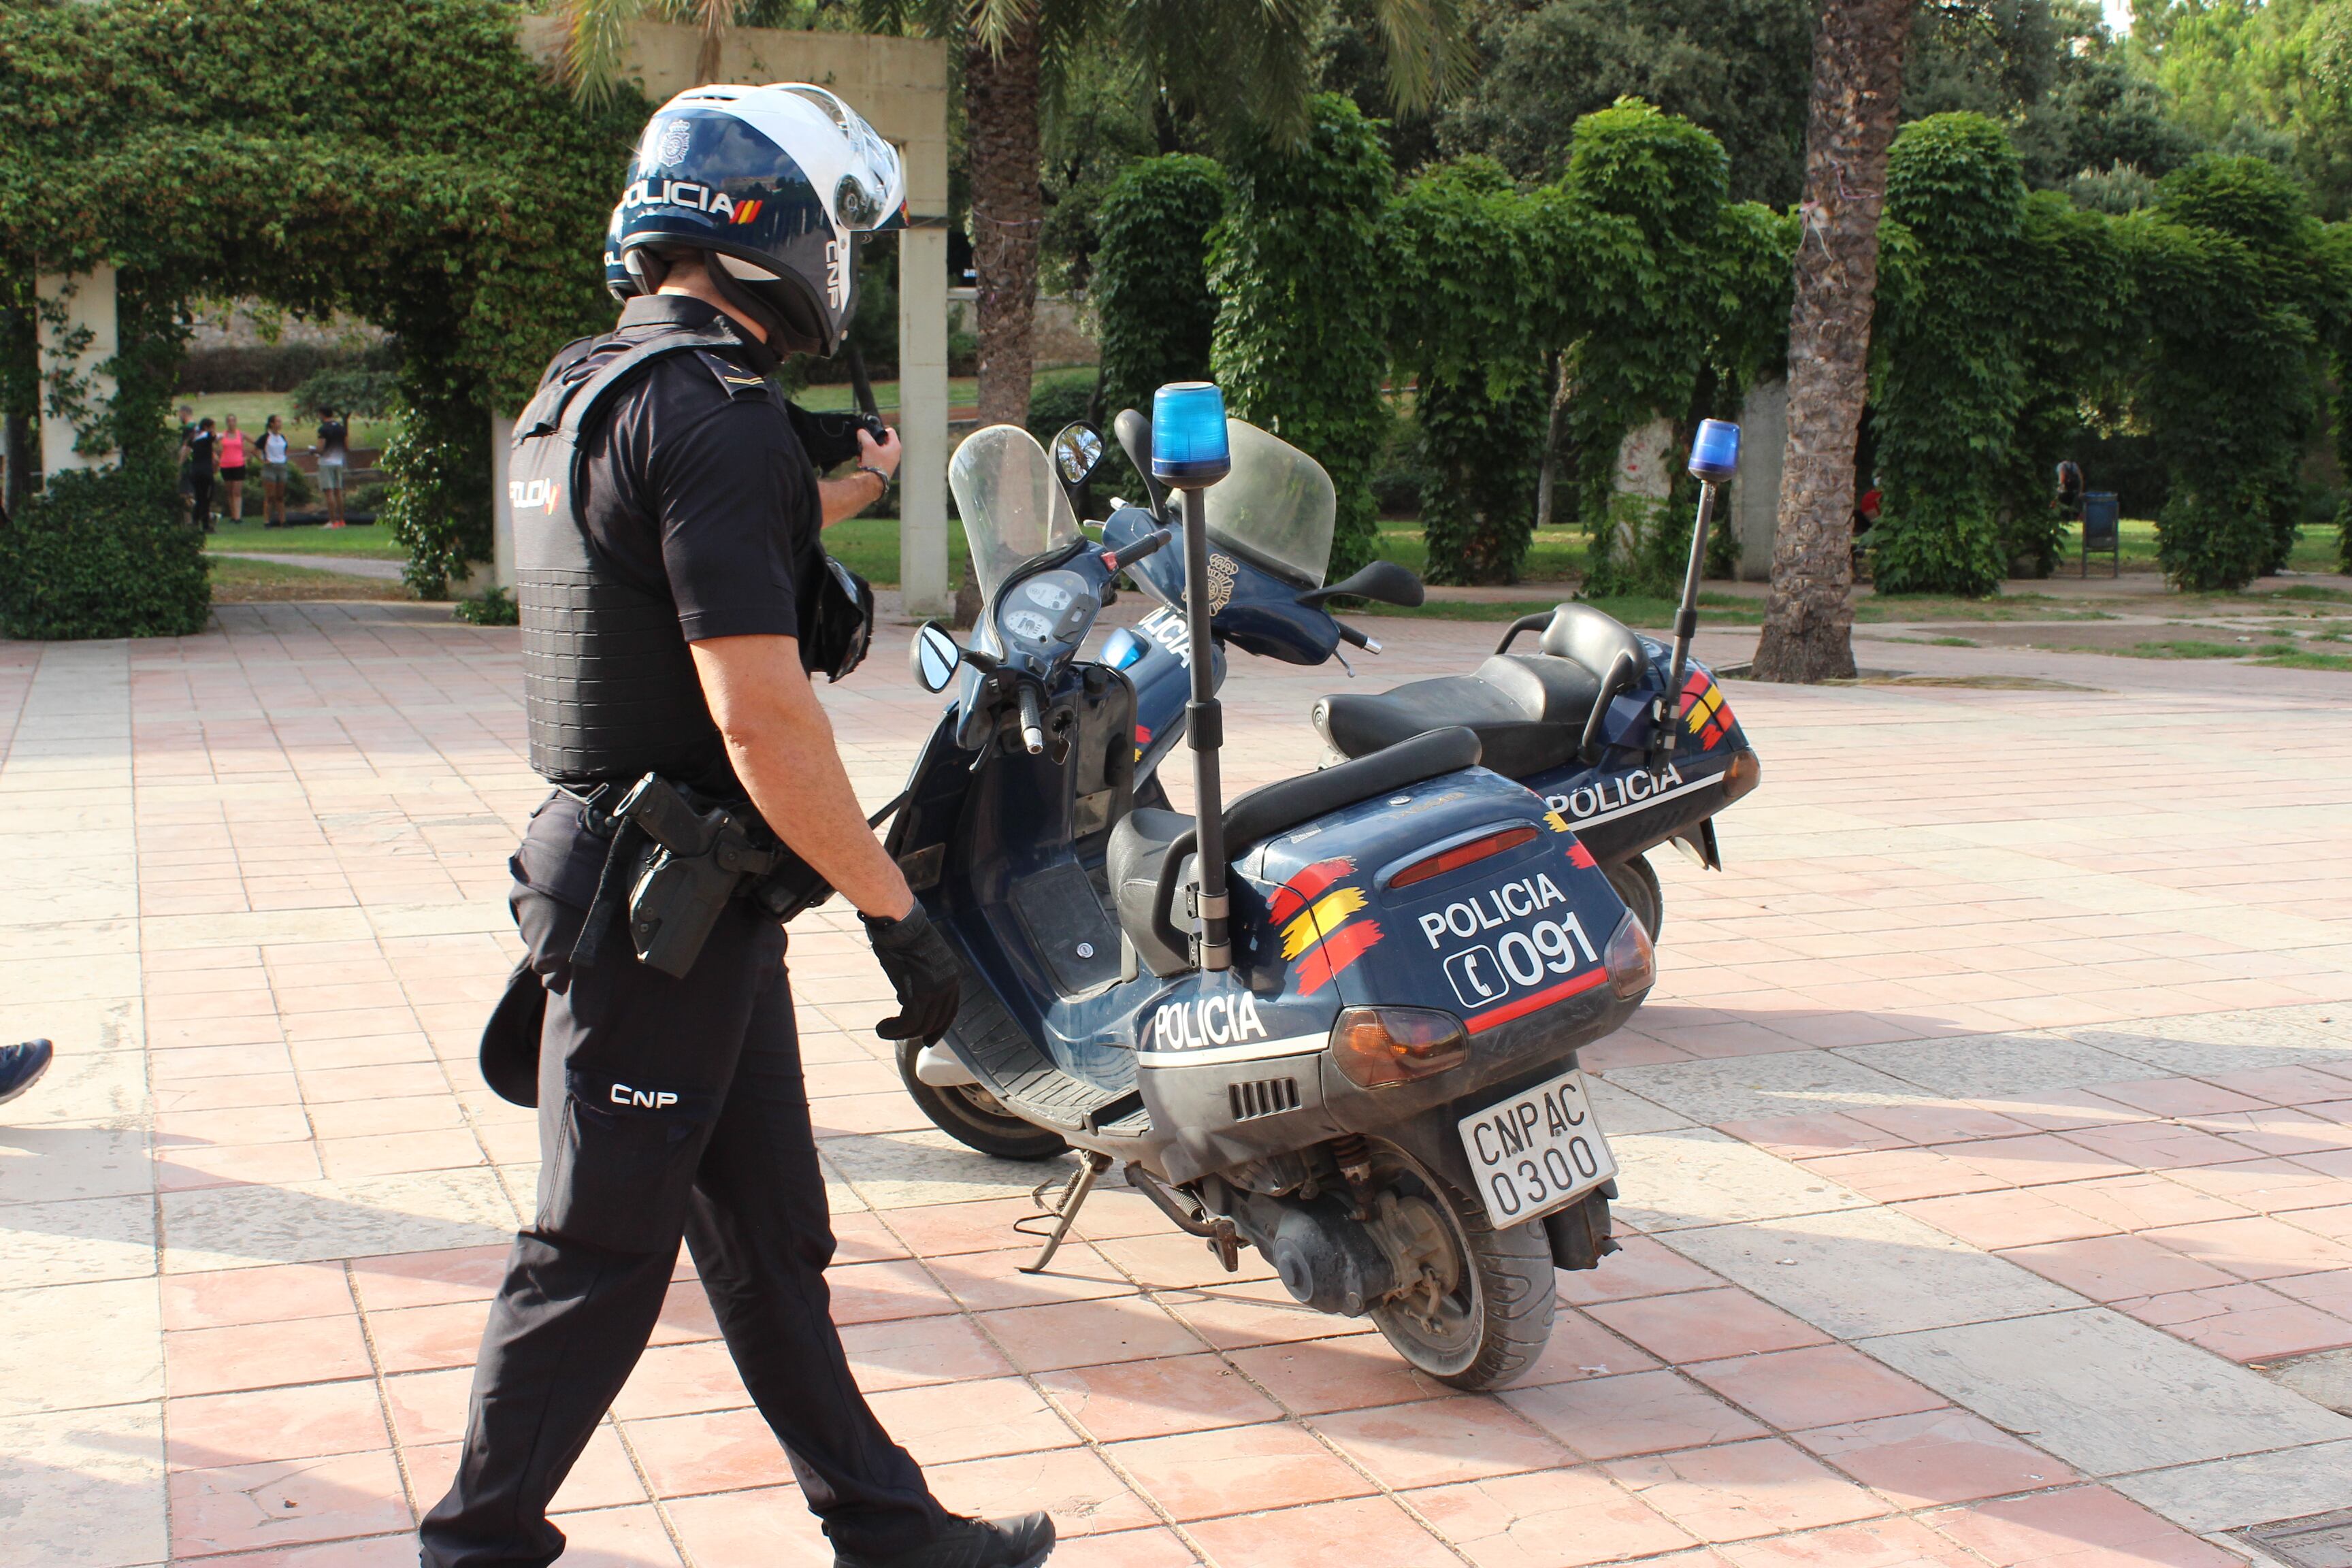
{"left": 1687, "top": 419, "right": 1740, "bottom": 484}
{"left": 1152, "top": 382, "right": 1231, "bottom": 487}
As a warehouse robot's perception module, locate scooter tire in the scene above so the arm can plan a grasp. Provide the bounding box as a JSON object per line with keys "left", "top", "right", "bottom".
{"left": 894, "top": 1039, "right": 1071, "bottom": 1162}
{"left": 1605, "top": 853, "right": 1663, "bottom": 941}
{"left": 1370, "top": 1169, "right": 1558, "bottom": 1392}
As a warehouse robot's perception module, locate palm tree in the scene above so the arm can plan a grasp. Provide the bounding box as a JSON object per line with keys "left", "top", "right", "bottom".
{"left": 1751, "top": 0, "right": 1916, "bottom": 683}
{"left": 561, "top": 0, "right": 748, "bottom": 97}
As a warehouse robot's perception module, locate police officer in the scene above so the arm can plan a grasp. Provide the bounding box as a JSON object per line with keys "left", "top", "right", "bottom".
{"left": 420, "top": 86, "right": 1054, "bottom": 1568}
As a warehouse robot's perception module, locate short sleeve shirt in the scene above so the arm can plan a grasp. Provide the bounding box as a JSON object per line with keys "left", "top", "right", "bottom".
{"left": 186, "top": 431, "right": 216, "bottom": 472}
{"left": 574, "top": 295, "right": 821, "bottom": 645}
{"left": 317, "top": 421, "right": 348, "bottom": 462}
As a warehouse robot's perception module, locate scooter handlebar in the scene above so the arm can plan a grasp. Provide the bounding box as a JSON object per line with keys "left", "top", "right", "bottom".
{"left": 1100, "top": 529, "right": 1172, "bottom": 576}
{"left": 1335, "top": 621, "right": 1381, "bottom": 654}
{"left": 1017, "top": 684, "right": 1046, "bottom": 755}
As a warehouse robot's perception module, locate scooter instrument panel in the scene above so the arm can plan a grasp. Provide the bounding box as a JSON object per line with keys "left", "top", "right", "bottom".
{"left": 998, "top": 569, "right": 1098, "bottom": 653}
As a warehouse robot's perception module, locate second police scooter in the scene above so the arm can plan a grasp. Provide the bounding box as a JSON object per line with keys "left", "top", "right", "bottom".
{"left": 1089, "top": 411, "right": 1761, "bottom": 949}
{"left": 882, "top": 384, "right": 1746, "bottom": 1388}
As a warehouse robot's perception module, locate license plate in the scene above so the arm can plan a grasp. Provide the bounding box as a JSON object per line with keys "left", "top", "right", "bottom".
{"left": 1457, "top": 1066, "right": 1616, "bottom": 1228}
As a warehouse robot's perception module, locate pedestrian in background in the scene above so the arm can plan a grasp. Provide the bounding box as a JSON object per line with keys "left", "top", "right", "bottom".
{"left": 218, "top": 414, "right": 249, "bottom": 527}
{"left": 186, "top": 416, "right": 218, "bottom": 532}
{"left": 176, "top": 403, "right": 199, "bottom": 519}
{"left": 314, "top": 408, "right": 348, "bottom": 527}
{"left": 261, "top": 414, "right": 291, "bottom": 527}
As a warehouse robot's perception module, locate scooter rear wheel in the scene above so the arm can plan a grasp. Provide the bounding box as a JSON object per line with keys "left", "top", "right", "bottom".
{"left": 1369, "top": 1163, "right": 1556, "bottom": 1391}
{"left": 895, "top": 1039, "right": 1071, "bottom": 1162}
{"left": 1605, "top": 853, "right": 1663, "bottom": 940}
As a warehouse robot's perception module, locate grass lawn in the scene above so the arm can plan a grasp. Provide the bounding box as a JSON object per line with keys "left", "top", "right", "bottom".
{"left": 175, "top": 391, "right": 395, "bottom": 455}
{"left": 1856, "top": 593, "right": 2116, "bottom": 622}
{"left": 1364, "top": 591, "right": 1761, "bottom": 629}
{"left": 205, "top": 515, "right": 408, "bottom": 559}
{"left": 1371, "top": 523, "right": 1590, "bottom": 583}
{"left": 208, "top": 555, "right": 408, "bottom": 602}
{"left": 2063, "top": 515, "right": 2342, "bottom": 576}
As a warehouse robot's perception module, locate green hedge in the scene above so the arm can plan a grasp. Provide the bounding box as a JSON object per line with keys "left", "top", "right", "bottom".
{"left": 0, "top": 466, "right": 210, "bottom": 639}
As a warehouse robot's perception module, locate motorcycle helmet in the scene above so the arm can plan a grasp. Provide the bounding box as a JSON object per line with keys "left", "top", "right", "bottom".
{"left": 615, "top": 83, "right": 906, "bottom": 357}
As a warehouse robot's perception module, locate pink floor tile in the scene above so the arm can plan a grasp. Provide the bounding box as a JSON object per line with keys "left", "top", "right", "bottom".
{"left": 659, "top": 1486, "right": 832, "bottom": 1568}
{"left": 1557, "top": 1235, "right": 1726, "bottom": 1305}
{"left": 1185, "top": 1495, "right": 1463, "bottom": 1568}
{"left": 168, "top": 1379, "right": 392, "bottom": 1473}
{"left": 1505, "top": 1369, "right": 1769, "bottom": 1460}
{"left": 157, "top": 1139, "right": 327, "bottom": 1192}
{"left": 2059, "top": 1122, "right": 2262, "bottom": 1171}
{"left": 1411, "top": 1465, "right": 1699, "bottom": 1568}
{"left": 1686, "top": 1346, "right": 1948, "bottom": 1433}
{"left": 610, "top": 1338, "right": 753, "bottom": 1421}
{"left": 2079, "top": 1079, "right": 2268, "bottom": 1118}
{"left": 534, "top": 1502, "right": 683, "bottom": 1566}
{"left": 621, "top": 1406, "right": 800, "bottom": 1497}
{"left": 382, "top": 1367, "right": 472, "bottom": 1449}
{"left": 1850, "top": 1104, "right": 2042, "bottom": 1146}
{"left": 2118, "top": 1280, "right": 2352, "bottom": 1360}
{"left": 2040, "top": 1173, "right": 2254, "bottom": 1232}
{"left": 348, "top": 1245, "right": 514, "bottom": 1311}
{"left": 1603, "top": 1437, "right": 1889, "bottom": 1542}
{"left": 365, "top": 1299, "right": 493, "bottom": 1375}
{"left": 861, "top": 1375, "right": 1078, "bottom": 1465}
{"left": 2000, "top": 1233, "right": 2238, "bottom": 1301}
{"left": 162, "top": 1262, "right": 355, "bottom": 1330}
{"left": 1034, "top": 1352, "right": 1281, "bottom": 1441}
{"left": 1028, "top": 1526, "right": 1200, "bottom": 1568}
{"left": 169, "top": 1448, "right": 412, "bottom": 1558}
{"left": 821, "top": 1258, "right": 961, "bottom": 1325}
{"left": 180, "top": 1535, "right": 420, "bottom": 1568}
{"left": 1311, "top": 1394, "right": 1573, "bottom": 1488}
{"left": 1092, "top": 1227, "right": 1279, "bottom": 1290}
{"left": 1898, "top": 1190, "right": 2117, "bottom": 1251}
{"left": 870, "top": 1196, "right": 1059, "bottom": 1258}
{"left": 1585, "top": 1289, "right": 1832, "bottom": 1365}
{"left": 1224, "top": 1333, "right": 1462, "bottom": 1414}
{"left": 406, "top": 1425, "right": 647, "bottom": 1516}
{"left": 2143, "top": 1214, "right": 2352, "bottom": 1279}
{"left": 1923, "top": 1485, "right": 2239, "bottom": 1568}
{"left": 839, "top": 1312, "right": 1015, "bottom": 1394}
{"left": 1792, "top": 1409, "right": 2076, "bottom": 1507}
{"left": 1718, "top": 1115, "right": 1908, "bottom": 1159}
{"left": 1803, "top": 1148, "right": 2010, "bottom": 1203}
{"left": 926, "top": 1241, "right": 1136, "bottom": 1313}
{"left": 1719, "top": 1516, "right": 1987, "bottom": 1568}
{"left": 976, "top": 1294, "right": 1206, "bottom": 1373}
{"left": 924, "top": 1447, "right": 1161, "bottom": 1538}
{"left": 1149, "top": 1277, "right": 1383, "bottom": 1354}
{"left": 1108, "top": 1419, "right": 1376, "bottom": 1520}
{"left": 165, "top": 1315, "right": 374, "bottom": 1398}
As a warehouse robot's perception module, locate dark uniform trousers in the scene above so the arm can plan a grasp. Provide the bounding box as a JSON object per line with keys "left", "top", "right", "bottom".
{"left": 419, "top": 881, "right": 948, "bottom": 1567}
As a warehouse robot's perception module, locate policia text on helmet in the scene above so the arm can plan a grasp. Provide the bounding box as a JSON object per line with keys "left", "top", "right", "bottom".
{"left": 421, "top": 86, "right": 1056, "bottom": 1568}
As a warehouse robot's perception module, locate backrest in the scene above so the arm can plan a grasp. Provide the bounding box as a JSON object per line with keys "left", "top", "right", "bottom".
{"left": 1539, "top": 604, "right": 1646, "bottom": 681}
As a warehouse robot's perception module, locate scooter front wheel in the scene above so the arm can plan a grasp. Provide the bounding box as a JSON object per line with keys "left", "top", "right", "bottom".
{"left": 1369, "top": 1164, "right": 1556, "bottom": 1391}
{"left": 894, "top": 1039, "right": 1071, "bottom": 1162}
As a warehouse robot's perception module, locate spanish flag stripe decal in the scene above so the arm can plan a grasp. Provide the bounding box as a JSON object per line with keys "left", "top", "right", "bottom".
{"left": 1267, "top": 857, "right": 1354, "bottom": 927}
{"left": 1296, "top": 920, "right": 1384, "bottom": 996}
{"left": 1279, "top": 887, "right": 1368, "bottom": 961}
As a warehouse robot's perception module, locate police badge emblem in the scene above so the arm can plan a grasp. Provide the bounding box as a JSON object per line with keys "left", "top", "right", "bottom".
{"left": 653, "top": 118, "right": 693, "bottom": 168}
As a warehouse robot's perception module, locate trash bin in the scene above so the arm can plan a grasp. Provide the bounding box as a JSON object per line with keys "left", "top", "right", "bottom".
{"left": 2081, "top": 491, "right": 2120, "bottom": 577}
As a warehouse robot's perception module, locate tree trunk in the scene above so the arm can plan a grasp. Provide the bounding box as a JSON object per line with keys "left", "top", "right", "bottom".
{"left": 1751, "top": 0, "right": 1913, "bottom": 683}
{"left": 964, "top": 10, "right": 1043, "bottom": 430}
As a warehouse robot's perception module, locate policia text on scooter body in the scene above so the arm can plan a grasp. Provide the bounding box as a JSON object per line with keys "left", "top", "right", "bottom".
{"left": 889, "top": 386, "right": 1750, "bottom": 1389}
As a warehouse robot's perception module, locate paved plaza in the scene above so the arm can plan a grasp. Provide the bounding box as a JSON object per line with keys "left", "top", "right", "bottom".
{"left": 4, "top": 598, "right": 2351, "bottom": 1568}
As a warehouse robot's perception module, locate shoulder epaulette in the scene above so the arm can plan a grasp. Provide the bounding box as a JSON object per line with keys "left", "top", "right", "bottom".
{"left": 694, "top": 350, "right": 774, "bottom": 401}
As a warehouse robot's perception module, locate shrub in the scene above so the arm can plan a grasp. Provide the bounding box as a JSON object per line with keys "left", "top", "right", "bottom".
{"left": 0, "top": 466, "right": 210, "bottom": 639}
{"left": 1094, "top": 155, "right": 1228, "bottom": 420}
{"left": 1211, "top": 96, "right": 1394, "bottom": 578}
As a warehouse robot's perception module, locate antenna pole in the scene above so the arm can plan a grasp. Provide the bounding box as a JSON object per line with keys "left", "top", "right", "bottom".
{"left": 1181, "top": 485, "right": 1229, "bottom": 970}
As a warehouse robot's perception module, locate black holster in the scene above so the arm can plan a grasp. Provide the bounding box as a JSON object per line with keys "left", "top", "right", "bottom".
{"left": 573, "top": 774, "right": 784, "bottom": 979}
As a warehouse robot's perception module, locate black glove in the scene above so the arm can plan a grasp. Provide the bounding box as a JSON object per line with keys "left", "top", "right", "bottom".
{"left": 862, "top": 903, "right": 961, "bottom": 1045}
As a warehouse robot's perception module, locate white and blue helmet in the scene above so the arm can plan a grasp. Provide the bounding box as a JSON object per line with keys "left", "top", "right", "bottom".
{"left": 615, "top": 83, "right": 906, "bottom": 356}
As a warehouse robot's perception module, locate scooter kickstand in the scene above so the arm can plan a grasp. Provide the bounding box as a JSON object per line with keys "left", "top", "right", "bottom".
{"left": 1020, "top": 1152, "right": 1112, "bottom": 1274}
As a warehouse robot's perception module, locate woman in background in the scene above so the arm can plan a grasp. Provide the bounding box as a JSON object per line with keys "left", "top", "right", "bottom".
{"left": 314, "top": 408, "right": 348, "bottom": 527}
{"left": 261, "top": 414, "right": 291, "bottom": 527}
{"left": 218, "top": 415, "right": 249, "bottom": 527}
{"left": 185, "top": 417, "right": 218, "bottom": 532}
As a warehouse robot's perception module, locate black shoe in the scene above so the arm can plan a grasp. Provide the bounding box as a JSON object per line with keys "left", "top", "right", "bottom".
{"left": 0, "top": 1039, "right": 53, "bottom": 1105}
{"left": 834, "top": 1513, "right": 1054, "bottom": 1568}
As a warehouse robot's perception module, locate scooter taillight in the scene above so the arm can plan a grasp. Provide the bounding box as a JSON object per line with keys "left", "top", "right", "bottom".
{"left": 1605, "top": 913, "right": 1656, "bottom": 999}
{"left": 1330, "top": 1007, "right": 1469, "bottom": 1088}
{"left": 1721, "top": 747, "right": 1761, "bottom": 805}
{"left": 1388, "top": 826, "right": 1539, "bottom": 891}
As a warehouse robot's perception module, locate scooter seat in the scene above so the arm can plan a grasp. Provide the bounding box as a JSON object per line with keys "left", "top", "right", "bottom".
{"left": 1313, "top": 655, "right": 1599, "bottom": 780}
{"left": 1107, "top": 807, "right": 1196, "bottom": 979}
{"left": 1107, "top": 727, "right": 1485, "bottom": 980}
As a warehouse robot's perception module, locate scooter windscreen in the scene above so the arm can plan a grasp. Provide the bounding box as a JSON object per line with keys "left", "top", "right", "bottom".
{"left": 949, "top": 425, "right": 1082, "bottom": 606}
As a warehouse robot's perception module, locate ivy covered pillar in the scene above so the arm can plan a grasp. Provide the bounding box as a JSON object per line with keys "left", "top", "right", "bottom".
{"left": 36, "top": 265, "right": 118, "bottom": 475}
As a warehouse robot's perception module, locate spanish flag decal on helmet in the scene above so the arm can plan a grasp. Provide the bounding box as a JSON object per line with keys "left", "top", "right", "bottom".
{"left": 1682, "top": 670, "right": 1734, "bottom": 749}
{"left": 1268, "top": 858, "right": 1383, "bottom": 996}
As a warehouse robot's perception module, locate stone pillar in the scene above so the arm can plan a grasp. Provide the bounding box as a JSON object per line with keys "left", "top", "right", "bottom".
{"left": 1732, "top": 376, "right": 1787, "bottom": 582}
{"left": 489, "top": 410, "right": 517, "bottom": 591}
{"left": 36, "top": 265, "right": 119, "bottom": 476}
{"left": 1610, "top": 414, "right": 1676, "bottom": 555}
{"left": 896, "top": 225, "right": 952, "bottom": 619}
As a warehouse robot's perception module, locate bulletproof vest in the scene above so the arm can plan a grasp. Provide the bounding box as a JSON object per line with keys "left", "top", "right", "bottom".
{"left": 510, "top": 323, "right": 774, "bottom": 789}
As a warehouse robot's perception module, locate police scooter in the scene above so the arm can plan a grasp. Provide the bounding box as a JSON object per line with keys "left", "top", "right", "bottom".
{"left": 887, "top": 385, "right": 1654, "bottom": 1389}
{"left": 1096, "top": 414, "right": 1762, "bottom": 947}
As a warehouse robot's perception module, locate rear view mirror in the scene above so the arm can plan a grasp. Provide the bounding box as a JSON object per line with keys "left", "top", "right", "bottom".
{"left": 1302, "top": 558, "right": 1426, "bottom": 609}
{"left": 1111, "top": 408, "right": 1170, "bottom": 517}
{"left": 910, "top": 622, "right": 962, "bottom": 693}
{"left": 1051, "top": 423, "right": 1105, "bottom": 488}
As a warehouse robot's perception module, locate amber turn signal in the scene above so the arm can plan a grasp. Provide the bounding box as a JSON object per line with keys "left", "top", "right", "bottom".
{"left": 1330, "top": 1006, "right": 1469, "bottom": 1088}
{"left": 1720, "top": 747, "right": 1761, "bottom": 805}
{"left": 1605, "top": 912, "right": 1655, "bottom": 999}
